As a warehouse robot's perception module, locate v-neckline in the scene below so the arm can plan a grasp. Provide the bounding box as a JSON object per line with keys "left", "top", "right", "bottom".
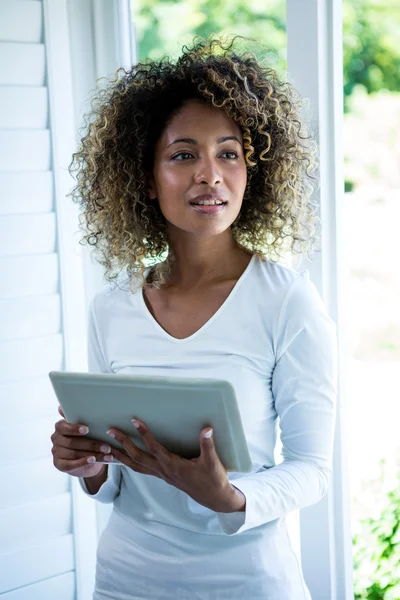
{"left": 139, "top": 254, "right": 256, "bottom": 344}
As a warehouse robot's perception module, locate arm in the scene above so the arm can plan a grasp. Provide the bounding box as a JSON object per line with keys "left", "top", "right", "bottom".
{"left": 83, "top": 465, "right": 108, "bottom": 495}
{"left": 216, "top": 271, "right": 338, "bottom": 535}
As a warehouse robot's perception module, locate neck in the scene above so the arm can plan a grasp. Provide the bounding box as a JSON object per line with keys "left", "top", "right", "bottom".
{"left": 164, "top": 229, "right": 251, "bottom": 288}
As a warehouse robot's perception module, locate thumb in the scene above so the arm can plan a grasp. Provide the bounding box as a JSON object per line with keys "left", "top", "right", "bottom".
{"left": 58, "top": 405, "right": 66, "bottom": 419}
{"left": 199, "top": 427, "right": 215, "bottom": 462}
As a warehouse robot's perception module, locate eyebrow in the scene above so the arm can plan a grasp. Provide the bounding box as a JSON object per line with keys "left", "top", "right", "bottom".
{"left": 167, "top": 136, "right": 242, "bottom": 148}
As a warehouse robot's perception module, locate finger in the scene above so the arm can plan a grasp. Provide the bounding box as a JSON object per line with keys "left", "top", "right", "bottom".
{"left": 55, "top": 455, "right": 100, "bottom": 472}
{"left": 107, "top": 427, "right": 158, "bottom": 470}
{"left": 58, "top": 405, "right": 66, "bottom": 419}
{"left": 199, "top": 427, "right": 217, "bottom": 463}
{"left": 131, "top": 419, "right": 170, "bottom": 461}
{"left": 53, "top": 446, "right": 114, "bottom": 463}
{"left": 54, "top": 419, "right": 89, "bottom": 437}
{"left": 51, "top": 431, "right": 113, "bottom": 456}
{"left": 110, "top": 446, "right": 158, "bottom": 476}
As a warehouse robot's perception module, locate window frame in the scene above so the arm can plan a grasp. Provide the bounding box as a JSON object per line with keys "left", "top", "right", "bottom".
{"left": 286, "top": 0, "right": 354, "bottom": 597}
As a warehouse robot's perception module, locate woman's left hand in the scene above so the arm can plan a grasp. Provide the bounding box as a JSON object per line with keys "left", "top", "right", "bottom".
{"left": 107, "top": 419, "right": 246, "bottom": 514}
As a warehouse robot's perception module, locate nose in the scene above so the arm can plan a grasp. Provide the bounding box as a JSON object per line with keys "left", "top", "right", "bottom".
{"left": 193, "top": 156, "right": 222, "bottom": 186}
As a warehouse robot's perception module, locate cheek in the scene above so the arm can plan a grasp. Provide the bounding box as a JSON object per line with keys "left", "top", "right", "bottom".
{"left": 155, "top": 164, "right": 186, "bottom": 190}
{"left": 154, "top": 171, "right": 186, "bottom": 220}
{"left": 231, "top": 164, "right": 247, "bottom": 192}
{"left": 155, "top": 174, "right": 188, "bottom": 215}
{"left": 161, "top": 172, "right": 181, "bottom": 189}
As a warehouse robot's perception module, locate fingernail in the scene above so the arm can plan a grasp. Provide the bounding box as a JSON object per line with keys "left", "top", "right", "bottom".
{"left": 204, "top": 429, "right": 213, "bottom": 439}
{"left": 131, "top": 419, "right": 140, "bottom": 429}
{"left": 100, "top": 445, "right": 111, "bottom": 454}
{"left": 79, "top": 426, "right": 89, "bottom": 435}
{"left": 104, "top": 454, "right": 113, "bottom": 462}
{"left": 87, "top": 456, "right": 96, "bottom": 463}
{"left": 106, "top": 430, "right": 115, "bottom": 438}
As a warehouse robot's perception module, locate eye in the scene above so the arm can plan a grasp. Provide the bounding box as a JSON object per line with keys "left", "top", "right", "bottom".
{"left": 221, "top": 151, "right": 239, "bottom": 159}
{"left": 171, "top": 150, "right": 240, "bottom": 161}
{"left": 171, "top": 152, "right": 193, "bottom": 161}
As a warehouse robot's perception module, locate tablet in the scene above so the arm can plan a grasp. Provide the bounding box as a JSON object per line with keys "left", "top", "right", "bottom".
{"left": 48, "top": 371, "right": 252, "bottom": 473}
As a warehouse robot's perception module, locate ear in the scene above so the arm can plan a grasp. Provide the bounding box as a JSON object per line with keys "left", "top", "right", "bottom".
{"left": 147, "top": 174, "right": 157, "bottom": 200}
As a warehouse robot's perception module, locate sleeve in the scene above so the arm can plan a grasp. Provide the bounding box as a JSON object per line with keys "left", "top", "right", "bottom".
{"left": 216, "top": 270, "right": 338, "bottom": 535}
{"left": 78, "top": 295, "right": 122, "bottom": 503}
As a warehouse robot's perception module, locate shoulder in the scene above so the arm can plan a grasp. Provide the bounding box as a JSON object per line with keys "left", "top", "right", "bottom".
{"left": 256, "top": 259, "right": 338, "bottom": 361}
{"left": 253, "top": 255, "right": 333, "bottom": 326}
{"left": 253, "top": 254, "right": 309, "bottom": 299}
{"left": 89, "top": 272, "right": 143, "bottom": 318}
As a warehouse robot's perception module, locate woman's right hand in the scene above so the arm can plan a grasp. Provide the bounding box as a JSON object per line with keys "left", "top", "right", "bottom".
{"left": 51, "top": 406, "right": 113, "bottom": 479}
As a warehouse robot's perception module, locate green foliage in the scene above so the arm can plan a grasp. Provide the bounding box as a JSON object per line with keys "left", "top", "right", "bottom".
{"left": 343, "top": 0, "right": 400, "bottom": 110}
{"left": 131, "top": 0, "right": 287, "bottom": 76}
{"left": 131, "top": 0, "right": 400, "bottom": 108}
{"left": 353, "top": 458, "right": 400, "bottom": 600}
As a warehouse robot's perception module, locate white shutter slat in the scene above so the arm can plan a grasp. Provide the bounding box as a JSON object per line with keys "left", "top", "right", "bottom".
{"left": 0, "top": 42, "right": 45, "bottom": 86}
{"left": 0, "top": 494, "right": 71, "bottom": 554}
{"left": 1, "top": 416, "right": 55, "bottom": 466}
{"left": 0, "top": 130, "right": 50, "bottom": 172}
{"left": 1, "top": 377, "right": 59, "bottom": 423}
{"left": 0, "top": 534, "right": 75, "bottom": 594}
{"left": 0, "top": 1, "right": 42, "bottom": 44}
{"left": 0, "top": 572, "right": 75, "bottom": 600}
{"left": 0, "top": 254, "right": 59, "bottom": 298}
{"left": 0, "top": 213, "right": 56, "bottom": 257}
{"left": 0, "top": 87, "right": 47, "bottom": 129}
{"left": 0, "top": 172, "right": 53, "bottom": 215}
{"left": 0, "top": 334, "right": 63, "bottom": 382}
{"left": 0, "top": 294, "right": 60, "bottom": 342}
{"left": 0, "top": 2, "right": 85, "bottom": 596}
{"left": 0, "top": 458, "right": 69, "bottom": 511}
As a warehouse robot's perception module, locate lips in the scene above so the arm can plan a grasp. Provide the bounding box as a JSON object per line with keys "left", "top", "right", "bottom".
{"left": 189, "top": 194, "right": 227, "bottom": 206}
{"left": 190, "top": 202, "right": 227, "bottom": 215}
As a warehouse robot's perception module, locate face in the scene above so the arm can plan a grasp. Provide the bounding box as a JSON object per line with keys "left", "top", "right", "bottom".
{"left": 148, "top": 99, "right": 247, "bottom": 239}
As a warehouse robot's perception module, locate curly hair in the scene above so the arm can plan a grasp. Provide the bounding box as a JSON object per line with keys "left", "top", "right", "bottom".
{"left": 68, "top": 35, "right": 320, "bottom": 292}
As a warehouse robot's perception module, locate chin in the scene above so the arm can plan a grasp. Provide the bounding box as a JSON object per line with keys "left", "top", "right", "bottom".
{"left": 165, "top": 208, "right": 240, "bottom": 237}
{"left": 182, "top": 220, "right": 233, "bottom": 237}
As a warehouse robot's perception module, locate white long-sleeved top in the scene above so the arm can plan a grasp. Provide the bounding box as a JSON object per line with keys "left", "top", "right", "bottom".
{"left": 80, "top": 254, "right": 338, "bottom": 600}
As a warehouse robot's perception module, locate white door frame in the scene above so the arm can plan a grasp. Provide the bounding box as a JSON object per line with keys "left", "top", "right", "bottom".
{"left": 287, "top": 0, "right": 354, "bottom": 598}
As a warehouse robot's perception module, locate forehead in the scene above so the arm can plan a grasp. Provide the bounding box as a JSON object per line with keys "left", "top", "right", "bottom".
{"left": 159, "top": 99, "right": 242, "bottom": 142}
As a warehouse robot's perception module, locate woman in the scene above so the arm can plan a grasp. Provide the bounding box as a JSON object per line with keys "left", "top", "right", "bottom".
{"left": 51, "top": 36, "right": 338, "bottom": 599}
